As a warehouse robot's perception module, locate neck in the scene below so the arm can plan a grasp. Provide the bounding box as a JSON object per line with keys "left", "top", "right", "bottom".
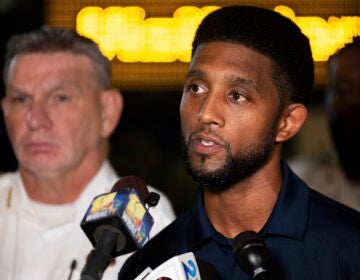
{"left": 204, "top": 160, "right": 282, "bottom": 238}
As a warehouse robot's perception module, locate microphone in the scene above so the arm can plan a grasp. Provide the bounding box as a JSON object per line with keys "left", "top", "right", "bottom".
{"left": 232, "top": 231, "right": 272, "bottom": 280}
{"left": 80, "top": 176, "right": 158, "bottom": 280}
{"left": 135, "top": 253, "right": 219, "bottom": 280}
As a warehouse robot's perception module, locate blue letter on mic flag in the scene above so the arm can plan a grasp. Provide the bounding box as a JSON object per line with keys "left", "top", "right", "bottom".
{"left": 182, "top": 259, "right": 198, "bottom": 279}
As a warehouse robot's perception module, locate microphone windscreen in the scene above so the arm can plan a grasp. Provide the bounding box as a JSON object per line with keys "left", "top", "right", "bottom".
{"left": 233, "top": 230, "right": 261, "bottom": 248}
{"left": 111, "top": 175, "right": 149, "bottom": 202}
{"left": 232, "top": 231, "right": 270, "bottom": 278}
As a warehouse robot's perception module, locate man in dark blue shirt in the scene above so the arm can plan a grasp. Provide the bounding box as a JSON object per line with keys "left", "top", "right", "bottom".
{"left": 119, "top": 6, "right": 360, "bottom": 279}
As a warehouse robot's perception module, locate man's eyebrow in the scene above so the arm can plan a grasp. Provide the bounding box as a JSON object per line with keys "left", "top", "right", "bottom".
{"left": 5, "top": 84, "right": 28, "bottom": 96}
{"left": 184, "top": 69, "right": 263, "bottom": 96}
{"left": 225, "top": 74, "right": 261, "bottom": 94}
{"left": 185, "top": 69, "right": 205, "bottom": 79}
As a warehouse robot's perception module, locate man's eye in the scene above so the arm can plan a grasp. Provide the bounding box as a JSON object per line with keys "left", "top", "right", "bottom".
{"left": 55, "top": 94, "right": 69, "bottom": 102}
{"left": 13, "top": 96, "right": 28, "bottom": 104}
{"left": 230, "top": 91, "right": 245, "bottom": 102}
{"left": 189, "top": 84, "right": 200, "bottom": 93}
{"left": 188, "top": 84, "right": 206, "bottom": 95}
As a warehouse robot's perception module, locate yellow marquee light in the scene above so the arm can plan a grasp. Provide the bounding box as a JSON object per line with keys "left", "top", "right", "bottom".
{"left": 275, "top": 5, "right": 360, "bottom": 61}
{"left": 76, "top": 5, "right": 360, "bottom": 63}
{"left": 77, "top": 6, "right": 218, "bottom": 62}
{"left": 77, "top": 6, "right": 147, "bottom": 61}
{"left": 142, "top": 18, "right": 177, "bottom": 62}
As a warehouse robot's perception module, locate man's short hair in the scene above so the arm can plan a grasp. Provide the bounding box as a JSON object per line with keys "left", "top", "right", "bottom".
{"left": 3, "top": 26, "right": 112, "bottom": 90}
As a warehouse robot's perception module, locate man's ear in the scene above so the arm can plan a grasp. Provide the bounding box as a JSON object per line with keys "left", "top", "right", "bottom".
{"left": 100, "top": 89, "right": 123, "bottom": 138}
{"left": 276, "top": 103, "right": 307, "bottom": 143}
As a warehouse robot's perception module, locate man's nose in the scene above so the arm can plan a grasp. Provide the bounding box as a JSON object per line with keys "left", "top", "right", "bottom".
{"left": 26, "top": 101, "right": 51, "bottom": 131}
{"left": 196, "top": 92, "right": 225, "bottom": 127}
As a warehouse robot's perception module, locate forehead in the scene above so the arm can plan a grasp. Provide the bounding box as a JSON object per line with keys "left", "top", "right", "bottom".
{"left": 191, "top": 42, "right": 271, "bottom": 72}
{"left": 189, "top": 42, "right": 274, "bottom": 90}
{"left": 5, "top": 52, "right": 99, "bottom": 95}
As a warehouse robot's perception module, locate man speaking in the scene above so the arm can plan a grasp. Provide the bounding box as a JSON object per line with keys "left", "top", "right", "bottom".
{"left": 119, "top": 5, "right": 360, "bottom": 280}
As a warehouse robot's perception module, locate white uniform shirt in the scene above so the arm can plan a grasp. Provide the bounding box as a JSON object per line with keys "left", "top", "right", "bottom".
{"left": 289, "top": 153, "right": 360, "bottom": 212}
{"left": 0, "top": 161, "right": 176, "bottom": 280}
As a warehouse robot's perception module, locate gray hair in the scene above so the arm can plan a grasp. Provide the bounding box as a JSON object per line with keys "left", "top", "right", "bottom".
{"left": 3, "top": 26, "right": 112, "bottom": 90}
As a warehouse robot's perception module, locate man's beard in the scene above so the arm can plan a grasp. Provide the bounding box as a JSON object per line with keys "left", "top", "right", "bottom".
{"left": 181, "top": 125, "right": 277, "bottom": 193}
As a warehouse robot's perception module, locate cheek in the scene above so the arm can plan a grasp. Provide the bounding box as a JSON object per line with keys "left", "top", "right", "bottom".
{"left": 70, "top": 114, "right": 103, "bottom": 144}
{"left": 4, "top": 115, "right": 25, "bottom": 142}
{"left": 226, "top": 115, "right": 270, "bottom": 142}
{"left": 180, "top": 106, "right": 197, "bottom": 139}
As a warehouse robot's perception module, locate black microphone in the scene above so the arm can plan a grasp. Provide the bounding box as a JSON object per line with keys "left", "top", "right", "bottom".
{"left": 80, "top": 176, "right": 158, "bottom": 280}
{"left": 232, "top": 231, "right": 272, "bottom": 280}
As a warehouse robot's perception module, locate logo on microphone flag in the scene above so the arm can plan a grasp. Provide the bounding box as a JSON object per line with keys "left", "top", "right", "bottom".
{"left": 81, "top": 188, "right": 154, "bottom": 253}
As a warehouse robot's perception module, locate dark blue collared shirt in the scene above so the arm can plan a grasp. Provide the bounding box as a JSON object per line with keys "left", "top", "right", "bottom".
{"left": 119, "top": 162, "right": 360, "bottom": 279}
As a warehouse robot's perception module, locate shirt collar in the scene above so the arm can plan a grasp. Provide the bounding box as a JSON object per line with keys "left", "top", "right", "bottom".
{"left": 188, "top": 187, "right": 231, "bottom": 250}
{"left": 187, "top": 161, "right": 310, "bottom": 249}
{"left": 262, "top": 161, "right": 309, "bottom": 240}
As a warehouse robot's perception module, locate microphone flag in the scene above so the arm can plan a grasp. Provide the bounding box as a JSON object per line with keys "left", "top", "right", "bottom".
{"left": 80, "top": 187, "right": 154, "bottom": 257}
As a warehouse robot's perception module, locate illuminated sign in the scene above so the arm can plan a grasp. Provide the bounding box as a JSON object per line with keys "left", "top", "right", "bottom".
{"left": 45, "top": 1, "right": 360, "bottom": 89}
{"left": 275, "top": 6, "right": 360, "bottom": 61}
{"left": 76, "top": 5, "right": 360, "bottom": 63}
{"left": 76, "top": 6, "right": 218, "bottom": 62}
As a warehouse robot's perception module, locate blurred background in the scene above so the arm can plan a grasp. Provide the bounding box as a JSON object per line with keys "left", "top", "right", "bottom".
{"left": 0, "top": 0, "right": 359, "bottom": 215}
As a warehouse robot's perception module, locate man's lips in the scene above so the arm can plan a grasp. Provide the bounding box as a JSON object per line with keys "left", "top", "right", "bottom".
{"left": 25, "top": 141, "right": 54, "bottom": 152}
{"left": 190, "top": 133, "right": 224, "bottom": 154}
